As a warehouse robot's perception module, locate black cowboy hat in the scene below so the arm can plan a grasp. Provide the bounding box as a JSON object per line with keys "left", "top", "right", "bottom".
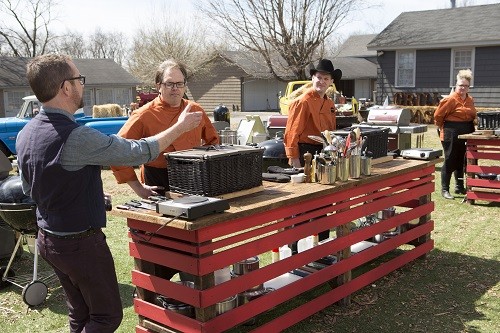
{"left": 310, "top": 59, "right": 342, "bottom": 83}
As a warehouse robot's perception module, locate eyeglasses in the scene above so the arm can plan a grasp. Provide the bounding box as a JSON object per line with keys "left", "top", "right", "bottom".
{"left": 60, "top": 75, "right": 85, "bottom": 88}
{"left": 457, "top": 84, "right": 469, "bottom": 88}
{"left": 161, "top": 81, "right": 186, "bottom": 89}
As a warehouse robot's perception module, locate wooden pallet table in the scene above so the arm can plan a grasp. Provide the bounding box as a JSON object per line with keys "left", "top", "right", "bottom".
{"left": 458, "top": 133, "right": 500, "bottom": 204}
{"left": 111, "top": 157, "right": 440, "bottom": 333}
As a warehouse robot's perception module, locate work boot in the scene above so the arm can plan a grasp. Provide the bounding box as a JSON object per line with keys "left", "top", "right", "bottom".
{"left": 454, "top": 186, "right": 466, "bottom": 195}
{"left": 441, "top": 190, "right": 454, "bottom": 200}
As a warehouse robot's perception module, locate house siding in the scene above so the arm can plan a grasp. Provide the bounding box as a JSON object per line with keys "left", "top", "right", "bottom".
{"left": 475, "top": 46, "right": 500, "bottom": 86}
{"left": 243, "top": 79, "right": 286, "bottom": 112}
{"left": 188, "top": 60, "right": 247, "bottom": 113}
{"left": 416, "top": 49, "right": 450, "bottom": 88}
{"left": 375, "top": 48, "right": 500, "bottom": 107}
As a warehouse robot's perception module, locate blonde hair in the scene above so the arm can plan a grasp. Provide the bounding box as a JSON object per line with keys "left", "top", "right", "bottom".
{"left": 456, "top": 69, "right": 473, "bottom": 83}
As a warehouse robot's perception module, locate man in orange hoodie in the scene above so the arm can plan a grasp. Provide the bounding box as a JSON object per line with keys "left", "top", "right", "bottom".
{"left": 284, "top": 59, "right": 342, "bottom": 168}
{"left": 284, "top": 59, "right": 342, "bottom": 245}
{"left": 111, "top": 59, "right": 219, "bottom": 199}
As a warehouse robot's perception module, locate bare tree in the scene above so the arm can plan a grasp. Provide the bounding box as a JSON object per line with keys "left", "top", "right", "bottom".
{"left": 87, "top": 28, "right": 128, "bottom": 65}
{"left": 54, "top": 30, "right": 87, "bottom": 58}
{"left": 127, "top": 23, "right": 216, "bottom": 86}
{"left": 0, "top": 0, "right": 59, "bottom": 56}
{"left": 199, "top": 0, "right": 366, "bottom": 81}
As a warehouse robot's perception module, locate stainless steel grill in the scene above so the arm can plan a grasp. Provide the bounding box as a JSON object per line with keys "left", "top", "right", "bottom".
{"left": 358, "top": 106, "right": 428, "bottom": 150}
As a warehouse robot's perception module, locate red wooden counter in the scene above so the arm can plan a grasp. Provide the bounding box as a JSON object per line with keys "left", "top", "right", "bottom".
{"left": 111, "top": 157, "right": 440, "bottom": 333}
{"left": 458, "top": 133, "right": 500, "bottom": 204}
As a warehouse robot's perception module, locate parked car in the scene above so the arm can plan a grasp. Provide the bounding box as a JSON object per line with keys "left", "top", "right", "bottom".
{"left": 0, "top": 96, "right": 128, "bottom": 157}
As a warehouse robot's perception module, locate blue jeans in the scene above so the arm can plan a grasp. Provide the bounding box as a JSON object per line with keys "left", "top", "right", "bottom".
{"left": 37, "top": 229, "right": 123, "bottom": 333}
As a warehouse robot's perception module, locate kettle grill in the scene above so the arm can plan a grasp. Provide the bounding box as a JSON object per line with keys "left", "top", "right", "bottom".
{"left": 0, "top": 203, "right": 57, "bottom": 307}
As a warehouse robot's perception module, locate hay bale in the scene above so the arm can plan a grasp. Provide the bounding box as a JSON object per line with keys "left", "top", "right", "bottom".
{"left": 92, "top": 104, "right": 123, "bottom": 118}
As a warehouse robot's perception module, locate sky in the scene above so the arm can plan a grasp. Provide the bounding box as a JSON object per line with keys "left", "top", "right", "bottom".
{"left": 43, "top": 0, "right": 500, "bottom": 41}
{"left": 3, "top": 0, "right": 500, "bottom": 43}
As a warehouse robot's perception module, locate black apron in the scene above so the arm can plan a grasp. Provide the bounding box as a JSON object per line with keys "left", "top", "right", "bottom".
{"left": 441, "top": 121, "right": 474, "bottom": 173}
{"left": 143, "top": 166, "right": 169, "bottom": 196}
{"left": 298, "top": 143, "right": 323, "bottom": 166}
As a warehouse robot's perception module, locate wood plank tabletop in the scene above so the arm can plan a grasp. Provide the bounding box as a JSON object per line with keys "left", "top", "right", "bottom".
{"left": 109, "top": 157, "right": 442, "bottom": 230}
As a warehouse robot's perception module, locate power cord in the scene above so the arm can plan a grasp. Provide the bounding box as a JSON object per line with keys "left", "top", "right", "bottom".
{"left": 129, "top": 213, "right": 183, "bottom": 242}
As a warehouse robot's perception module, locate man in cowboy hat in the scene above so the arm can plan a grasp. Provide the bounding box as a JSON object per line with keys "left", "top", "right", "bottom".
{"left": 284, "top": 58, "right": 342, "bottom": 245}
{"left": 284, "top": 59, "right": 342, "bottom": 168}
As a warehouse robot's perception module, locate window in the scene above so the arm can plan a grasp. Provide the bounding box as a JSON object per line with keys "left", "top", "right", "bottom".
{"left": 396, "top": 50, "right": 416, "bottom": 87}
{"left": 4, "top": 91, "right": 31, "bottom": 117}
{"left": 96, "top": 88, "right": 114, "bottom": 104}
{"left": 25, "top": 100, "right": 41, "bottom": 118}
{"left": 450, "top": 48, "right": 474, "bottom": 86}
{"left": 114, "top": 88, "right": 131, "bottom": 107}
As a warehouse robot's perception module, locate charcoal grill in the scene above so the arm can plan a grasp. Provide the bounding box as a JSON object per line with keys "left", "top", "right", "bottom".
{"left": 361, "top": 106, "right": 428, "bottom": 150}
{"left": 0, "top": 203, "right": 57, "bottom": 307}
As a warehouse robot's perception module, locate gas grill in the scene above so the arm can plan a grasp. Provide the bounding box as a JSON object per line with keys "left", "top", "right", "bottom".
{"left": 358, "top": 106, "right": 428, "bottom": 150}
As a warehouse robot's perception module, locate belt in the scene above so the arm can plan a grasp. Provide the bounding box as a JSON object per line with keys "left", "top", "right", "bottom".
{"left": 39, "top": 228, "right": 101, "bottom": 239}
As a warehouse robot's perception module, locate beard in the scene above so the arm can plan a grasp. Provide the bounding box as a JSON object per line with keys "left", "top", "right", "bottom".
{"left": 78, "top": 96, "right": 84, "bottom": 109}
{"left": 71, "top": 86, "right": 84, "bottom": 110}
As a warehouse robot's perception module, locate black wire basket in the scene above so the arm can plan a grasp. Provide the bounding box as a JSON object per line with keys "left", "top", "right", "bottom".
{"left": 477, "top": 111, "right": 500, "bottom": 130}
{"left": 333, "top": 127, "right": 389, "bottom": 159}
{"left": 166, "top": 145, "right": 264, "bottom": 197}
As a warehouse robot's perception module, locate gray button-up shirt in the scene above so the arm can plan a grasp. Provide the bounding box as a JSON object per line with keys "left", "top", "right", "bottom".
{"left": 19, "top": 107, "right": 160, "bottom": 195}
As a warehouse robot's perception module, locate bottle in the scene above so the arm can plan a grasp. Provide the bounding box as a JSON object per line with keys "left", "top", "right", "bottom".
{"left": 303, "top": 152, "right": 312, "bottom": 183}
{"left": 297, "top": 236, "right": 314, "bottom": 253}
{"left": 311, "top": 152, "right": 318, "bottom": 183}
{"left": 271, "top": 248, "right": 280, "bottom": 263}
{"left": 312, "top": 234, "right": 319, "bottom": 247}
{"left": 279, "top": 245, "right": 292, "bottom": 260}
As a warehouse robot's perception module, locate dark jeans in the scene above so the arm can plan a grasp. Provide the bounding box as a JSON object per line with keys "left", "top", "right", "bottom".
{"left": 440, "top": 121, "right": 474, "bottom": 191}
{"left": 37, "top": 230, "right": 123, "bottom": 333}
{"left": 298, "top": 143, "right": 323, "bottom": 166}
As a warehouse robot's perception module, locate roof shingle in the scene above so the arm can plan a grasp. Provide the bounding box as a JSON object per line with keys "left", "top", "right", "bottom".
{"left": 367, "top": 4, "right": 500, "bottom": 50}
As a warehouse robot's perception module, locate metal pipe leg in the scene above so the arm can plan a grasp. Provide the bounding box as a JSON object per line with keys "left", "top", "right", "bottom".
{"left": 2, "top": 234, "right": 23, "bottom": 280}
{"left": 32, "top": 238, "right": 39, "bottom": 282}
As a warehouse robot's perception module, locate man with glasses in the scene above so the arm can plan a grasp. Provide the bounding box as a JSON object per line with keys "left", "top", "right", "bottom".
{"left": 16, "top": 54, "right": 203, "bottom": 332}
{"left": 111, "top": 59, "right": 219, "bottom": 199}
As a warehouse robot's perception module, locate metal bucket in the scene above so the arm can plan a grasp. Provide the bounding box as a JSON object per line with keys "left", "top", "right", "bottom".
{"left": 232, "top": 256, "right": 260, "bottom": 275}
{"left": 317, "top": 163, "right": 336, "bottom": 185}
{"left": 216, "top": 295, "right": 238, "bottom": 315}
{"left": 219, "top": 128, "right": 238, "bottom": 145}
{"left": 337, "top": 157, "right": 349, "bottom": 181}
{"left": 349, "top": 155, "right": 361, "bottom": 179}
{"left": 361, "top": 156, "right": 372, "bottom": 176}
{"left": 377, "top": 207, "right": 396, "bottom": 220}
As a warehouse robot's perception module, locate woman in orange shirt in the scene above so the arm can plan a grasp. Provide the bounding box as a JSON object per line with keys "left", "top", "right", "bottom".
{"left": 434, "top": 69, "right": 476, "bottom": 200}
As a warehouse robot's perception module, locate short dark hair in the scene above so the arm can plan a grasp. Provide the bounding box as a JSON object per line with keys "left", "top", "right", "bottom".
{"left": 155, "top": 59, "right": 188, "bottom": 85}
{"left": 26, "top": 54, "right": 73, "bottom": 102}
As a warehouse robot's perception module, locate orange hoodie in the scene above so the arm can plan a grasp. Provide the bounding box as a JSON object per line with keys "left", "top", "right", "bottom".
{"left": 111, "top": 97, "right": 219, "bottom": 183}
{"left": 284, "top": 89, "right": 336, "bottom": 159}
{"left": 434, "top": 91, "right": 476, "bottom": 141}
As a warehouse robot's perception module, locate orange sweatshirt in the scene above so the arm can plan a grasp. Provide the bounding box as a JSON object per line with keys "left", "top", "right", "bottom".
{"left": 284, "top": 89, "right": 336, "bottom": 159}
{"left": 434, "top": 91, "right": 476, "bottom": 140}
{"left": 111, "top": 97, "right": 219, "bottom": 184}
